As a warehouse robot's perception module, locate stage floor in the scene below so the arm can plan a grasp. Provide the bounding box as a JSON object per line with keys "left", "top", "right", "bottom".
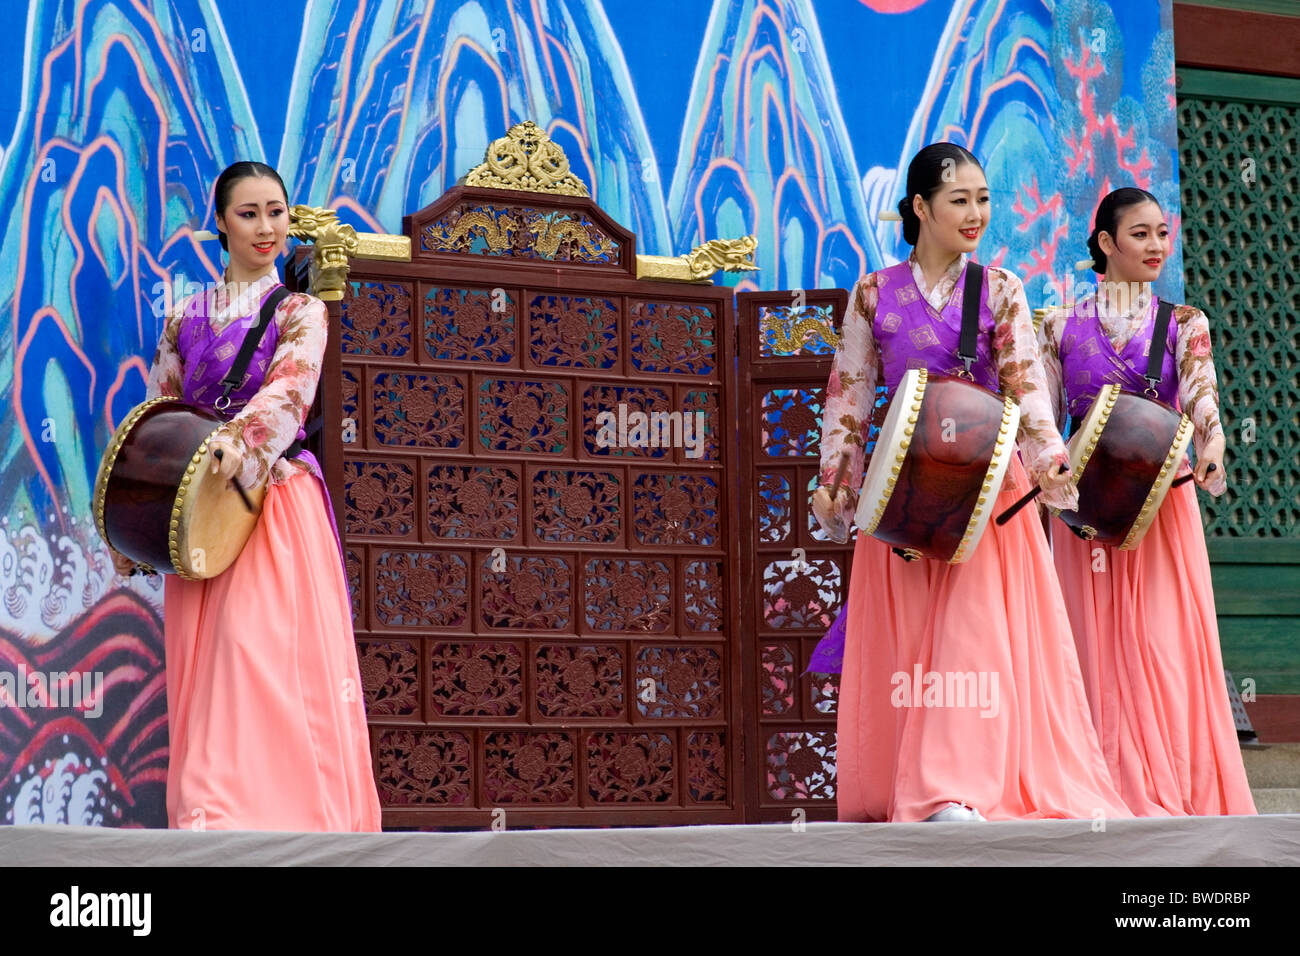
{"left": 5, "top": 815, "right": 1299, "bottom": 866}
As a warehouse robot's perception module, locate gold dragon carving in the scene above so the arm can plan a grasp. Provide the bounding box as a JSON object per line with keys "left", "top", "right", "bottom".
{"left": 288, "top": 205, "right": 410, "bottom": 301}
{"left": 759, "top": 305, "right": 841, "bottom": 353}
{"left": 463, "top": 120, "right": 590, "bottom": 196}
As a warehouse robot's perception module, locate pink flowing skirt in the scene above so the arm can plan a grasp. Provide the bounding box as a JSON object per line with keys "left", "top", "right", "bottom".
{"left": 164, "top": 469, "right": 382, "bottom": 831}
{"left": 1053, "top": 479, "right": 1256, "bottom": 816}
{"left": 836, "top": 455, "right": 1131, "bottom": 822}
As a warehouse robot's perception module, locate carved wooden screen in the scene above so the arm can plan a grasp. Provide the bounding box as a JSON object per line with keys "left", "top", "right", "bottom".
{"left": 322, "top": 186, "right": 742, "bottom": 826}
{"left": 736, "top": 290, "right": 849, "bottom": 823}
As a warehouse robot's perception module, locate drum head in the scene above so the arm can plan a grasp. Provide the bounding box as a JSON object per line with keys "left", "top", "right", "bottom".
{"left": 855, "top": 367, "right": 926, "bottom": 535}
{"left": 1066, "top": 383, "right": 1120, "bottom": 479}
{"left": 1059, "top": 386, "right": 1190, "bottom": 547}
{"left": 949, "top": 395, "right": 1020, "bottom": 563}
{"left": 1120, "top": 414, "right": 1193, "bottom": 550}
{"left": 174, "top": 441, "right": 267, "bottom": 578}
{"left": 95, "top": 399, "right": 266, "bottom": 578}
{"left": 855, "top": 369, "right": 1016, "bottom": 563}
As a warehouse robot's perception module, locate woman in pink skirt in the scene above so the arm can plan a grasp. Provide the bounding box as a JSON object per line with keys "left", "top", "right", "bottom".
{"left": 109, "top": 162, "right": 382, "bottom": 831}
{"left": 1038, "top": 187, "right": 1256, "bottom": 816}
{"left": 812, "top": 144, "right": 1130, "bottom": 823}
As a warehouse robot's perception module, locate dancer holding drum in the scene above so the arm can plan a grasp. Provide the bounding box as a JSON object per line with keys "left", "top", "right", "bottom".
{"left": 1037, "top": 187, "right": 1255, "bottom": 816}
{"left": 810, "top": 143, "right": 1129, "bottom": 822}
{"left": 105, "top": 162, "right": 382, "bottom": 831}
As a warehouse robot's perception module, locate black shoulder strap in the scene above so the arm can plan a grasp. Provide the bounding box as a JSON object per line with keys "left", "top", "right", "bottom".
{"left": 1145, "top": 298, "right": 1175, "bottom": 390}
{"left": 958, "top": 261, "right": 984, "bottom": 373}
{"left": 218, "top": 285, "right": 293, "bottom": 407}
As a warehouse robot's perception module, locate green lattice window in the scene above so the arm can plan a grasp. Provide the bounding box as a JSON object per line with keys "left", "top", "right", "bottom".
{"left": 1177, "top": 69, "right": 1300, "bottom": 537}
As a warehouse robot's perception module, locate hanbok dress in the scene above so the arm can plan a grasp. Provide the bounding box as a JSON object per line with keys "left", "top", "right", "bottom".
{"left": 146, "top": 271, "right": 382, "bottom": 831}
{"left": 817, "top": 252, "right": 1130, "bottom": 822}
{"left": 1038, "top": 287, "right": 1256, "bottom": 816}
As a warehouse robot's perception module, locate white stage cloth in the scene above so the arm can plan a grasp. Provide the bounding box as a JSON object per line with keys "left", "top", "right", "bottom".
{"left": 4, "top": 815, "right": 1298, "bottom": 866}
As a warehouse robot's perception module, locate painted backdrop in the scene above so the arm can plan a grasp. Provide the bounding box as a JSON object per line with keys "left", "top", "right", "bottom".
{"left": 0, "top": 0, "right": 1181, "bottom": 826}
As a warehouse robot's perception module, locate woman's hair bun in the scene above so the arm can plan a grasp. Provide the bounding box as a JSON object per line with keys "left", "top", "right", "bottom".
{"left": 1086, "top": 231, "right": 1106, "bottom": 274}
{"left": 897, "top": 197, "right": 921, "bottom": 245}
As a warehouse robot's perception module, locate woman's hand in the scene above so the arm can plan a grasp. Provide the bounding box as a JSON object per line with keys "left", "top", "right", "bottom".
{"left": 110, "top": 550, "right": 137, "bottom": 578}
{"left": 1038, "top": 462, "right": 1072, "bottom": 494}
{"left": 811, "top": 486, "right": 856, "bottom": 544}
{"left": 1195, "top": 434, "right": 1227, "bottom": 491}
{"left": 1036, "top": 459, "right": 1078, "bottom": 512}
{"left": 209, "top": 439, "right": 244, "bottom": 485}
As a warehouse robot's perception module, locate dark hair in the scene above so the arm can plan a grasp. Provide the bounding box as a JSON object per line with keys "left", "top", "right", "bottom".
{"left": 1087, "top": 187, "right": 1161, "bottom": 274}
{"left": 896, "top": 143, "right": 983, "bottom": 245}
{"left": 213, "top": 161, "right": 289, "bottom": 251}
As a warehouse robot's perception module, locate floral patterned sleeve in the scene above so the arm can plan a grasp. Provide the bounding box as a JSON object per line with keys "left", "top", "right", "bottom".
{"left": 1175, "top": 305, "right": 1227, "bottom": 497}
{"left": 817, "top": 274, "right": 882, "bottom": 531}
{"left": 211, "top": 293, "right": 327, "bottom": 489}
{"left": 987, "top": 268, "right": 1077, "bottom": 511}
{"left": 1034, "top": 307, "right": 1069, "bottom": 434}
{"left": 144, "top": 309, "right": 185, "bottom": 400}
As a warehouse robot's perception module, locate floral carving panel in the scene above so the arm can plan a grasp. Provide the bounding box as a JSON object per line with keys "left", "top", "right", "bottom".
{"left": 761, "top": 644, "right": 796, "bottom": 716}
{"left": 376, "top": 730, "right": 472, "bottom": 805}
{"left": 425, "top": 286, "right": 515, "bottom": 363}
{"left": 632, "top": 473, "right": 720, "bottom": 547}
{"left": 586, "top": 732, "right": 675, "bottom": 803}
{"left": 374, "top": 550, "right": 469, "bottom": 628}
{"left": 357, "top": 639, "right": 419, "bottom": 717}
{"left": 529, "top": 294, "right": 619, "bottom": 369}
{"left": 584, "top": 559, "right": 670, "bottom": 632}
{"left": 342, "top": 281, "right": 411, "bottom": 357}
{"left": 427, "top": 465, "right": 519, "bottom": 540}
{"left": 582, "top": 383, "right": 673, "bottom": 459}
{"left": 482, "top": 732, "right": 576, "bottom": 804}
{"left": 760, "top": 387, "right": 823, "bottom": 457}
{"left": 682, "top": 560, "right": 724, "bottom": 632}
{"left": 343, "top": 460, "right": 415, "bottom": 537}
{"left": 635, "top": 646, "right": 723, "bottom": 720}
{"left": 478, "top": 378, "right": 569, "bottom": 454}
{"left": 680, "top": 388, "right": 720, "bottom": 462}
{"left": 428, "top": 642, "right": 523, "bottom": 717}
{"left": 758, "top": 472, "right": 792, "bottom": 543}
{"left": 341, "top": 365, "right": 360, "bottom": 428}
{"left": 345, "top": 548, "right": 363, "bottom": 625}
{"left": 765, "top": 731, "right": 836, "bottom": 801}
{"left": 686, "top": 732, "right": 727, "bottom": 803}
{"left": 371, "top": 372, "right": 465, "bottom": 448}
{"left": 480, "top": 555, "right": 572, "bottom": 631}
{"left": 535, "top": 644, "right": 623, "bottom": 718}
{"left": 762, "top": 558, "right": 839, "bottom": 630}
{"left": 629, "top": 300, "right": 716, "bottom": 375}
{"left": 531, "top": 469, "right": 621, "bottom": 543}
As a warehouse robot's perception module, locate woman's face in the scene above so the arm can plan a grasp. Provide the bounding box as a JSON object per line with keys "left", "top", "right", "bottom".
{"left": 216, "top": 176, "right": 289, "bottom": 276}
{"left": 1099, "top": 200, "right": 1168, "bottom": 283}
{"left": 915, "top": 161, "right": 991, "bottom": 256}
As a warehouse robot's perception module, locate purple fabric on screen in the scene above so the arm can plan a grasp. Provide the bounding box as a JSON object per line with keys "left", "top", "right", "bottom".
{"left": 1060, "top": 295, "right": 1178, "bottom": 419}
{"left": 872, "top": 260, "right": 999, "bottom": 397}
{"left": 806, "top": 604, "right": 847, "bottom": 674}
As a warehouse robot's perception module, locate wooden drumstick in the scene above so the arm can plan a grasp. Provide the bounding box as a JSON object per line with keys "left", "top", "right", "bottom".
{"left": 213, "top": 448, "right": 256, "bottom": 514}
{"left": 828, "top": 452, "right": 851, "bottom": 500}
{"left": 1172, "top": 462, "right": 1216, "bottom": 488}
{"left": 994, "top": 463, "right": 1068, "bottom": 526}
